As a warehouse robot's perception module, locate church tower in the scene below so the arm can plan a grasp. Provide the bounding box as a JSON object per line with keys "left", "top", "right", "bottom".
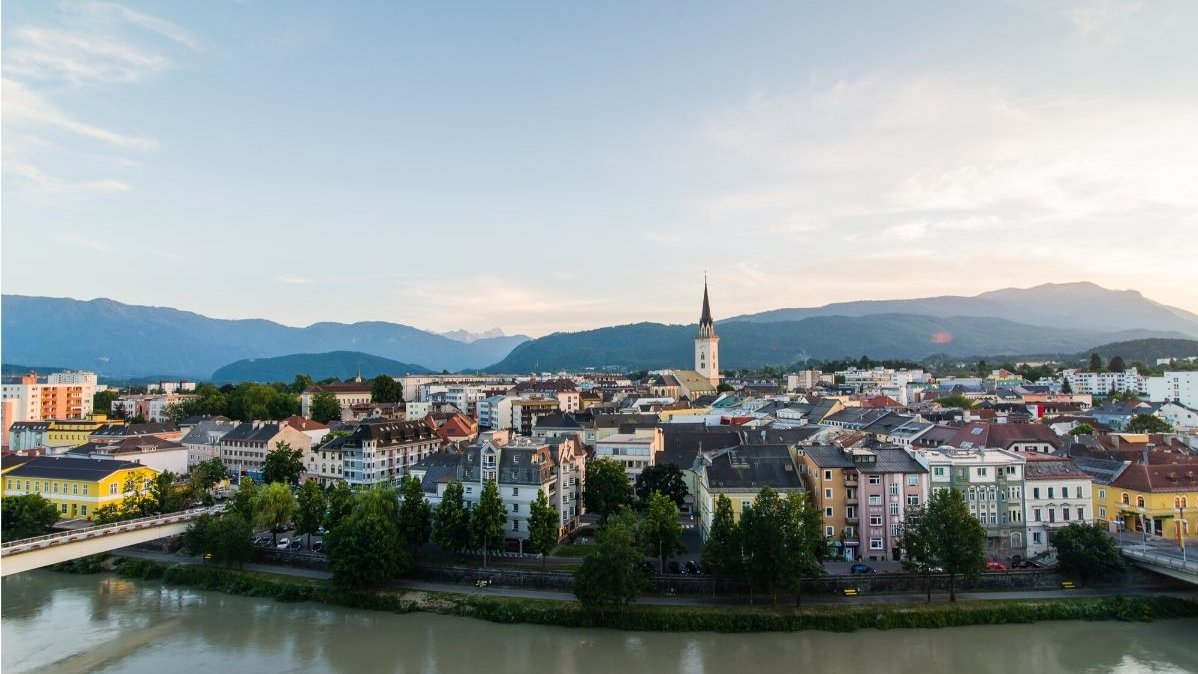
{"left": 695, "top": 279, "right": 720, "bottom": 387}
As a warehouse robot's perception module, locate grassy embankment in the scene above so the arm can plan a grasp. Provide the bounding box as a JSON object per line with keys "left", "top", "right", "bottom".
{"left": 107, "top": 557, "right": 1198, "bottom": 633}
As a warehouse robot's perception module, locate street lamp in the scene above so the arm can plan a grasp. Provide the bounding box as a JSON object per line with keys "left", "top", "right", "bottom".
{"left": 1178, "top": 504, "right": 1187, "bottom": 564}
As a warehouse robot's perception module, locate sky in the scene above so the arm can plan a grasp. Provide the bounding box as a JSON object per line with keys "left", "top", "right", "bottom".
{"left": 3, "top": 1, "right": 1197, "bottom": 337}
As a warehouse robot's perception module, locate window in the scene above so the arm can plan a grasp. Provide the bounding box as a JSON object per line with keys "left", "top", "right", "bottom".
{"left": 465, "top": 487, "right": 473, "bottom": 495}
{"left": 868, "top": 476, "right": 881, "bottom": 485}
{"left": 1033, "top": 508, "right": 1041, "bottom": 522}
{"left": 512, "top": 503, "right": 519, "bottom": 513}
{"left": 1032, "top": 532, "right": 1042, "bottom": 544}
{"left": 4, "top": 479, "right": 9, "bottom": 490}
{"left": 892, "top": 525, "right": 902, "bottom": 536}
{"left": 1062, "top": 508, "right": 1071, "bottom": 521}
{"left": 907, "top": 475, "right": 919, "bottom": 486}
{"left": 1077, "top": 507, "right": 1085, "bottom": 521}
{"left": 1047, "top": 487, "right": 1054, "bottom": 499}
{"left": 1099, "top": 489, "right": 1106, "bottom": 500}
{"left": 1137, "top": 496, "right": 1145, "bottom": 508}
{"left": 824, "top": 470, "right": 832, "bottom": 481}
{"left": 846, "top": 506, "right": 857, "bottom": 518}
{"left": 1048, "top": 509, "right": 1056, "bottom": 523}
{"left": 81, "top": 505, "right": 87, "bottom": 516}
{"left": 72, "top": 483, "right": 78, "bottom": 495}
{"left": 824, "top": 488, "right": 833, "bottom": 499}
{"left": 933, "top": 466, "right": 946, "bottom": 477}
{"left": 1061, "top": 487, "right": 1069, "bottom": 498}
{"left": 870, "top": 516, "right": 883, "bottom": 526}
{"left": 53, "top": 483, "right": 58, "bottom": 494}
{"left": 60, "top": 503, "right": 67, "bottom": 513}
{"left": 825, "top": 526, "right": 835, "bottom": 538}
{"left": 889, "top": 483, "right": 899, "bottom": 495}
{"left": 870, "top": 538, "right": 884, "bottom": 550}
{"left": 977, "top": 467, "right": 988, "bottom": 477}
{"left": 907, "top": 495, "right": 919, "bottom": 506}
{"left": 1033, "top": 487, "right": 1040, "bottom": 499}
{"left": 743, "top": 500, "right": 752, "bottom": 510}
{"left": 825, "top": 507, "right": 834, "bottom": 517}
{"left": 512, "top": 520, "right": 519, "bottom": 532}
{"left": 1121, "top": 492, "right": 1130, "bottom": 505}
{"left": 868, "top": 495, "right": 881, "bottom": 505}
{"left": 1099, "top": 507, "right": 1107, "bottom": 518}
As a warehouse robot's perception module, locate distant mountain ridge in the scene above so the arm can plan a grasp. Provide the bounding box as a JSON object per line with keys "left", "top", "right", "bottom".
{"left": 0, "top": 295, "right": 529, "bottom": 378}
{"left": 485, "top": 314, "right": 1187, "bottom": 372}
{"left": 211, "top": 351, "right": 430, "bottom": 383}
{"left": 729, "top": 282, "right": 1198, "bottom": 337}
{"left": 438, "top": 327, "right": 508, "bottom": 343}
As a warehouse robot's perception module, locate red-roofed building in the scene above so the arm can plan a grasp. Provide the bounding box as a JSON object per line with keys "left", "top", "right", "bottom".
{"left": 1102, "top": 462, "right": 1198, "bottom": 541}
{"left": 427, "top": 412, "right": 478, "bottom": 445}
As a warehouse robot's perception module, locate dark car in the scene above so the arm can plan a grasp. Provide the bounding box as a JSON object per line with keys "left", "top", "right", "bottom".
{"left": 289, "top": 540, "right": 303, "bottom": 551}
{"left": 1011, "top": 558, "right": 1043, "bottom": 569}
{"left": 850, "top": 563, "right": 876, "bottom": 575}
{"left": 667, "top": 560, "right": 686, "bottom": 574}
{"left": 685, "top": 560, "right": 703, "bottom": 575}
{"left": 311, "top": 541, "right": 323, "bottom": 553}
{"left": 638, "top": 561, "right": 657, "bottom": 576}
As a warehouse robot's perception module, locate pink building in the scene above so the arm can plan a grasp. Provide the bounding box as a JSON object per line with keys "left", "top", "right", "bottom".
{"left": 850, "top": 447, "right": 930, "bottom": 562}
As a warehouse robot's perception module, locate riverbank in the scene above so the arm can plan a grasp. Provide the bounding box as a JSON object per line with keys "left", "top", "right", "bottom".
{"left": 110, "top": 556, "right": 1198, "bottom": 633}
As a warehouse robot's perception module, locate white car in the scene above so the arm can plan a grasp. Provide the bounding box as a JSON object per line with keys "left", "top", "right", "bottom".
{"left": 276, "top": 537, "right": 290, "bottom": 549}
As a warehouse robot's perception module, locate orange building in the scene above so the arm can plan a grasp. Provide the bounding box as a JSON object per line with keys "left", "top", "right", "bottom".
{"left": 1, "top": 372, "right": 98, "bottom": 446}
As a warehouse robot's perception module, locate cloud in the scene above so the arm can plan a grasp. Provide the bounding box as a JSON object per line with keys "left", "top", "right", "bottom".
{"left": 6, "top": 163, "right": 132, "bottom": 195}
{"left": 277, "top": 275, "right": 314, "bottom": 285}
{"left": 5, "top": 27, "right": 171, "bottom": 85}
{"left": 79, "top": 2, "right": 199, "bottom": 50}
{"left": 53, "top": 233, "right": 114, "bottom": 253}
{"left": 2, "top": 79, "right": 158, "bottom": 150}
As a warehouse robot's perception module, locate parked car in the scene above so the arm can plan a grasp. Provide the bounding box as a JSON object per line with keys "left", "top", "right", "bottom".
{"left": 667, "top": 560, "right": 686, "bottom": 574}
{"left": 685, "top": 560, "right": 703, "bottom": 575}
{"left": 1011, "top": 558, "right": 1043, "bottom": 569}
{"left": 276, "top": 538, "right": 290, "bottom": 549}
{"left": 316, "top": 526, "right": 328, "bottom": 536}
{"left": 850, "top": 563, "right": 876, "bottom": 575}
{"left": 311, "top": 541, "right": 323, "bottom": 553}
{"left": 638, "top": 561, "right": 657, "bottom": 576}
{"left": 985, "top": 561, "right": 1007, "bottom": 571}
{"left": 289, "top": 540, "right": 303, "bottom": 551}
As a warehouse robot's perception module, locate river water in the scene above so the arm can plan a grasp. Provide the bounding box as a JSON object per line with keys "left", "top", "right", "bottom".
{"left": 3, "top": 572, "right": 1197, "bottom": 674}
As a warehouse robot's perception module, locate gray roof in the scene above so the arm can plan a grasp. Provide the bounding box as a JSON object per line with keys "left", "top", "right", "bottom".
{"left": 705, "top": 445, "right": 804, "bottom": 491}
{"left": 861, "top": 412, "right": 916, "bottom": 435}
{"left": 348, "top": 419, "right": 437, "bottom": 445}
{"left": 858, "top": 448, "right": 927, "bottom": 474}
{"left": 93, "top": 422, "right": 178, "bottom": 437}
{"left": 180, "top": 418, "right": 237, "bottom": 444}
{"left": 7, "top": 455, "right": 149, "bottom": 481}
{"left": 660, "top": 425, "right": 741, "bottom": 467}
{"left": 803, "top": 443, "right": 856, "bottom": 468}
{"left": 533, "top": 413, "right": 582, "bottom": 430}
{"left": 222, "top": 422, "right": 282, "bottom": 443}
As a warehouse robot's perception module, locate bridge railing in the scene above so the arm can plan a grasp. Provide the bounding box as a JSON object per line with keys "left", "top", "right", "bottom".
{"left": 1119, "top": 545, "right": 1197, "bottom": 574}
{"left": 0, "top": 506, "right": 217, "bottom": 556}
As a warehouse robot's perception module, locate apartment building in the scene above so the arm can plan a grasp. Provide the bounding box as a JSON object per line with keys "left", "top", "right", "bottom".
{"left": 914, "top": 446, "right": 1028, "bottom": 556}
{"left": 1022, "top": 453, "right": 1095, "bottom": 555}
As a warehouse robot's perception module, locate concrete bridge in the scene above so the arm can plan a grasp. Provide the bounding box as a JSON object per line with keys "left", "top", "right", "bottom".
{"left": 1, "top": 506, "right": 217, "bottom": 577}
{"left": 1120, "top": 545, "right": 1198, "bottom": 585}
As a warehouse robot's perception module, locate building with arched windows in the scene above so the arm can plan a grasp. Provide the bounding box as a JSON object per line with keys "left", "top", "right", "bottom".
{"left": 1097, "top": 463, "right": 1198, "bottom": 541}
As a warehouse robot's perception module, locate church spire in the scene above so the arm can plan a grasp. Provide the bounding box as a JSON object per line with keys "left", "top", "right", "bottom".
{"left": 697, "top": 276, "right": 716, "bottom": 338}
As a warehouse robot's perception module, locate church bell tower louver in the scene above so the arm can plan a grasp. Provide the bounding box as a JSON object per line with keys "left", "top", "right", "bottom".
{"left": 695, "top": 278, "right": 720, "bottom": 387}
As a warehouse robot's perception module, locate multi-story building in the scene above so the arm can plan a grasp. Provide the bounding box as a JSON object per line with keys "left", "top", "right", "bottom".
{"left": 914, "top": 446, "right": 1028, "bottom": 556}
{"left": 852, "top": 447, "right": 930, "bottom": 562}
{"left": 801, "top": 444, "right": 856, "bottom": 559}
{"left": 218, "top": 421, "right": 313, "bottom": 479}
{"left": 477, "top": 395, "right": 515, "bottom": 431}
{"left": 300, "top": 382, "right": 372, "bottom": 419}
{"left": 90, "top": 422, "right": 182, "bottom": 446}
{"left": 7, "top": 421, "right": 51, "bottom": 452}
{"left": 511, "top": 398, "right": 560, "bottom": 435}
{"left": 413, "top": 432, "right": 587, "bottom": 540}
{"left": 1, "top": 456, "right": 157, "bottom": 521}
{"left": 67, "top": 436, "right": 189, "bottom": 475}
{"left": 1146, "top": 371, "right": 1198, "bottom": 409}
{"left": 594, "top": 428, "right": 664, "bottom": 482}
{"left": 45, "top": 418, "right": 119, "bottom": 449}
{"left": 786, "top": 370, "right": 825, "bottom": 392}
{"left": 111, "top": 393, "right": 200, "bottom": 422}
{"left": 513, "top": 379, "right": 581, "bottom": 414}
{"left": 1062, "top": 368, "right": 1147, "bottom": 396}
{"left": 1098, "top": 463, "right": 1198, "bottom": 542}
{"left": 334, "top": 419, "right": 439, "bottom": 487}
{"left": 1022, "top": 454, "right": 1095, "bottom": 555}
{"left": 694, "top": 444, "right": 805, "bottom": 540}
{"left": 2, "top": 372, "right": 97, "bottom": 440}
{"left": 180, "top": 417, "right": 237, "bottom": 467}
{"left": 946, "top": 422, "right": 1064, "bottom": 454}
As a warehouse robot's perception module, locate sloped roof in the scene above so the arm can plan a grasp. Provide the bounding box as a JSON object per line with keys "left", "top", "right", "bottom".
{"left": 1110, "top": 463, "right": 1198, "bottom": 493}
{"left": 1021, "top": 453, "right": 1091, "bottom": 480}
{"left": 705, "top": 444, "right": 803, "bottom": 491}
{"left": 7, "top": 455, "right": 153, "bottom": 481}
{"left": 947, "top": 422, "right": 1062, "bottom": 450}
{"left": 222, "top": 422, "right": 282, "bottom": 443}
{"left": 803, "top": 443, "right": 855, "bottom": 468}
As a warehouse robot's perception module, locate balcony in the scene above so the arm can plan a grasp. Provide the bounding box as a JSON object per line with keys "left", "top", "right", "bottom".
{"left": 844, "top": 475, "right": 859, "bottom": 486}
{"left": 845, "top": 496, "right": 859, "bottom": 505}
{"left": 844, "top": 515, "right": 859, "bottom": 524}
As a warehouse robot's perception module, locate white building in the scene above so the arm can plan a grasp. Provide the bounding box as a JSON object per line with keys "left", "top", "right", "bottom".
{"left": 913, "top": 446, "right": 1028, "bottom": 555}
{"left": 335, "top": 419, "right": 439, "bottom": 487}
{"left": 786, "top": 370, "right": 825, "bottom": 392}
{"left": 1062, "top": 368, "right": 1147, "bottom": 396}
{"left": 476, "top": 395, "right": 514, "bottom": 431}
{"left": 594, "top": 428, "right": 664, "bottom": 482}
{"left": 1146, "top": 371, "right": 1198, "bottom": 409}
{"left": 1158, "top": 401, "right": 1198, "bottom": 430}
{"left": 1022, "top": 454, "right": 1094, "bottom": 556}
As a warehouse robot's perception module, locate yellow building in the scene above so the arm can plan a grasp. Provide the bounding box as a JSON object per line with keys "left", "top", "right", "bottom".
{"left": 46, "top": 416, "right": 121, "bottom": 449}
{"left": 2, "top": 456, "right": 157, "bottom": 521}
{"left": 1097, "top": 463, "right": 1198, "bottom": 541}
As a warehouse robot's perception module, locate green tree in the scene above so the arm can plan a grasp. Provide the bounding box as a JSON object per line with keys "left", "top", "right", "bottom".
{"left": 1126, "top": 414, "right": 1172, "bottom": 433}
{"left": 701, "top": 494, "right": 742, "bottom": 581}
{"left": 228, "top": 478, "right": 259, "bottom": 521}
{"left": 295, "top": 480, "right": 326, "bottom": 548}
{"left": 584, "top": 458, "right": 634, "bottom": 523}
{"left": 397, "top": 475, "right": 432, "bottom": 556}
{"left": 1089, "top": 353, "right": 1103, "bottom": 371}
{"left": 1060, "top": 377, "right": 1073, "bottom": 394}
{"left": 93, "top": 389, "right": 119, "bottom": 417}
{"left": 1, "top": 493, "right": 61, "bottom": 542}
{"left": 1069, "top": 423, "right": 1097, "bottom": 436}
{"left": 634, "top": 463, "right": 689, "bottom": 509}
{"left": 640, "top": 491, "right": 684, "bottom": 574}
{"left": 254, "top": 482, "right": 296, "bottom": 546}
{"left": 527, "top": 488, "right": 559, "bottom": 568}
{"left": 183, "top": 514, "right": 214, "bottom": 558}
{"left": 310, "top": 391, "right": 342, "bottom": 424}
{"left": 149, "top": 470, "right": 185, "bottom": 514}
{"left": 471, "top": 479, "right": 507, "bottom": 568}
{"left": 262, "top": 441, "right": 305, "bottom": 486}
{"left": 928, "top": 488, "right": 986, "bottom": 601}
{"left": 573, "top": 509, "right": 645, "bottom": 616}
{"left": 210, "top": 512, "right": 254, "bottom": 567}
{"left": 326, "top": 483, "right": 408, "bottom": 588}
{"left": 291, "top": 374, "right": 314, "bottom": 394}
{"left": 120, "top": 474, "right": 153, "bottom": 519}
{"left": 1053, "top": 522, "right": 1125, "bottom": 585}
{"left": 324, "top": 481, "right": 354, "bottom": 530}
{"left": 191, "top": 458, "right": 229, "bottom": 494}
{"left": 781, "top": 491, "right": 825, "bottom": 606}
{"left": 897, "top": 504, "right": 939, "bottom": 602}
{"left": 935, "top": 394, "right": 975, "bottom": 409}
{"left": 370, "top": 374, "right": 405, "bottom": 403}
{"left": 1108, "top": 356, "right": 1126, "bottom": 373}
{"left": 432, "top": 482, "right": 471, "bottom": 553}
{"left": 740, "top": 487, "right": 787, "bottom": 604}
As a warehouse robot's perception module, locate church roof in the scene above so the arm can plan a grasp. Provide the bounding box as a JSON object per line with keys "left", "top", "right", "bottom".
{"left": 697, "top": 280, "right": 716, "bottom": 338}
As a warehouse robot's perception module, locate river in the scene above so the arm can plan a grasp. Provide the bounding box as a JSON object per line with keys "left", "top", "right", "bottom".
{"left": 3, "top": 572, "right": 1197, "bottom": 674}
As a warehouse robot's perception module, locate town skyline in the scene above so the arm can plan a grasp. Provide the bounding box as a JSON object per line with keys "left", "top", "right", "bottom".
{"left": 4, "top": 2, "right": 1197, "bottom": 335}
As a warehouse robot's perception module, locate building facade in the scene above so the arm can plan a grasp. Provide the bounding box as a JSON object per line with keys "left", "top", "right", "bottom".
{"left": 1022, "top": 454, "right": 1095, "bottom": 556}
{"left": 915, "top": 446, "right": 1028, "bottom": 556}
{"left": 694, "top": 280, "right": 720, "bottom": 388}
{"left": 2, "top": 456, "right": 157, "bottom": 521}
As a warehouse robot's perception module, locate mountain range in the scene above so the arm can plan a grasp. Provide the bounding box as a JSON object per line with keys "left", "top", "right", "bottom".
{"left": 210, "top": 351, "right": 430, "bottom": 383}
{"left": 3, "top": 283, "right": 1196, "bottom": 378}
{"left": 0, "top": 295, "right": 528, "bottom": 379}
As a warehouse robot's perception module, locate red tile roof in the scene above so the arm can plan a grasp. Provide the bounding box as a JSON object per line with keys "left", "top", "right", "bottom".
{"left": 1110, "top": 463, "right": 1198, "bottom": 493}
